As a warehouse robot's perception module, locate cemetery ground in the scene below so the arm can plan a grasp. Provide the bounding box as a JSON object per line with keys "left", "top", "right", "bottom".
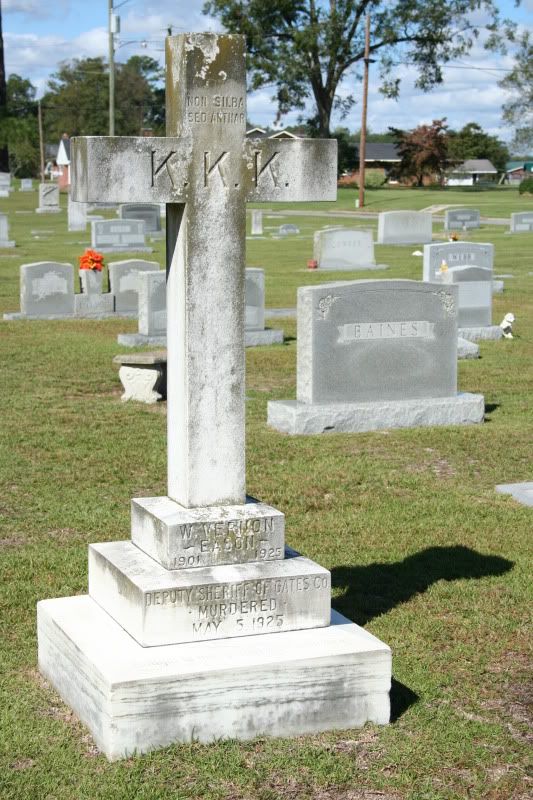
{"left": 0, "top": 185, "right": 531, "bottom": 800}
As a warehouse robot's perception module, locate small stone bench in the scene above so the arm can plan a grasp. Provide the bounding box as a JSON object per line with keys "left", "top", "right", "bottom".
{"left": 113, "top": 351, "right": 167, "bottom": 403}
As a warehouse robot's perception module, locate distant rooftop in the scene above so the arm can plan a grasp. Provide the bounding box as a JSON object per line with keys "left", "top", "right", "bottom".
{"left": 451, "top": 159, "right": 498, "bottom": 174}
{"left": 354, "top": 142, "right": 400, "bottom": 162}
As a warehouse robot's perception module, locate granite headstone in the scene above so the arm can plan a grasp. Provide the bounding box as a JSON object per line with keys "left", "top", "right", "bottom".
{"left": 138, "top": 270, "right": 166, "bottom": 336}
{"left": 377, "top": 211, "right": 432, "bottom": 244}
{"left": 108, "top": 259, "right": 160, "bottom": 314}
{"left": 423, "top": 241, "right": 493, "bottom": 282}
{"left": 19, "top": 178, "right": 33, "bottom": 192}
{"left": 313, "top": 228, "right": 386, "bottom": 270}
{"left": 510, "top": 212, "right": 533, "bottom": 232}
{"left": 440, "top": 265, "right": 492, "bottom": 328}
{"left": 119, "top": 203, "right": 162, "bottom": 234}
{"left": 68, "top": 194, "right": 88, "bottom": 232}
{"left": 0, "top": 213, "right": 15, "bottom": 247}
{"left": 444, "top": 208, "right": 480, "bottom": 231}
{"left": 37, "top": 183, "right": 60, "bottom": 213}
{"left": 91, "top": 219, "right": 151, "bottom": 252}
{"left": 20, "top": 262, "right": 74, "bottom": 317}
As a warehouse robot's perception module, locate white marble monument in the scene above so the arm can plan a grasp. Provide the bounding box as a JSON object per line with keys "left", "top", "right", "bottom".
{"left": 377, "top": 210, "right": 432, "bottom": 244}
{"left": 38, "top": 32, "right": 391, "bottom": 760}
{"left": 36, "top": 183, "right": 60, "bottom": 213}
{"left": 313, "top": 228, "right": 387, "bottom": 270}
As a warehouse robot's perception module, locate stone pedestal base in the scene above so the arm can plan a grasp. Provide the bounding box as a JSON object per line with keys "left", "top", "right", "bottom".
{"left": 75, "top": 294, "right": 115, "bottom": 316}
{"left": 457, "top": 337, "right": 480, "bottom": 359}
{"left": 268, "top": 393, "right": 485, "bottom": 435}
{"left": 458, "top": 326, "right": 503, "bottom": 342}
{"left": 38, "top": 595, "right": 391, "bottom": 760}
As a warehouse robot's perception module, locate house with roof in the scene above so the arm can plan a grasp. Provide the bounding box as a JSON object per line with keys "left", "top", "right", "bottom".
{"left": 246, "top": 127, "right": 302, "bottom": 139}
{"left": 338, "top": 142, "right": 400, "bottom": 185}
{"left": 504, "top": 160, "right": 533, "bottom": 185}
{"left": 446, "top": 159, "right": 498, "bottom": 186}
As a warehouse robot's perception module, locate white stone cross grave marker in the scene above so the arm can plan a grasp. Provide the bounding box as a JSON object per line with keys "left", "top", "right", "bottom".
{"left": 72, "top": 33, "right": 336, "bottom": 508}
{"left": 39, "top": 33, "right": 391, "bottom": 760}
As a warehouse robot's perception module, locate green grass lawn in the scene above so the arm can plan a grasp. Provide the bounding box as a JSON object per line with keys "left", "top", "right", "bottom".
{"left": 0, "top": 184, "right": 532, "bottom": 800}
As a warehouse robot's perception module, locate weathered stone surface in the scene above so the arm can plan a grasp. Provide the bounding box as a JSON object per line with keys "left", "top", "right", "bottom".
{"left": 444, "top": 208, "right": 480, "bottom": 230}
{"left": 0, "top": 213, "right": 15, "bottom": 247}
{"left": 120, "top": 203, "right": 162, "bottom": 233}
{"left": 377, "top": 211, "right": 432, "bottom": 244}
{"left": 510, "top": 212, "right": 533, "bottom": 232}
{"left": 496, "top": 482, "right": 533, "bottom": 506}
{"left": 117, "top": 333, "right": 167, "bottom": 347}
{"left": 297, "top": 280, "right": 459, "bottom": 404}
{"left": 91, "top": 219, "right": 152, "bottom": 253}
{"left": 268, "top": 393, "right": 485, "bottom": 434}
{"left": 20, "top": 262, "right": 74, "bottom": 317}
{"left": 68, "top": 194, "right": 87, "bottom": 232}
{"left": 132, "top": 496, "right": 285, "bottom": 569}
{"left": 36, "top": 183, "right": 60, "bottom": 213}
{"left": 88, "top": 541, "right": 331, "bottom": 646}
{"left": 313, "top": 228, "right": 386, "bottom": 271}
{"left": 423, "top": 241, "right": 493, "bottom": 282}
{"left": 38, "top": 596, "right": 392, "bottom": 760}
{"left": 440, "top": 265, "right": 492, "bottom": 327}
{"left": 79, "top": 269, "right": 103, "bottom": 295}
{"left": 457, "top": 337, "right": 480, "bottom": 359}
{"left": 245, "top": 267, "right": 264, "bottom": 331}
{"left": 108, "top": 260, "right": 160, "bottom": 314}
{"left": 139, "top": 270, "right": 166, "bottom": 336}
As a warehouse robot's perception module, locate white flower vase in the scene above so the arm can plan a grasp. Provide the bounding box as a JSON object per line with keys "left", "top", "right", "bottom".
{"left": 80, "top": 269, "right": 103, "bottom": 295}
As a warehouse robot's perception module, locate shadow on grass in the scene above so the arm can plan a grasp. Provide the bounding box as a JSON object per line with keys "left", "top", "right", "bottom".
{"left": 331, "top": 545, "right": 513, "bottom": 627}
{"left": 390, "top": 678, "right": 419, "bottom": 722}
{"left": 484, "top": 402, "right": 500, "bottom": 417}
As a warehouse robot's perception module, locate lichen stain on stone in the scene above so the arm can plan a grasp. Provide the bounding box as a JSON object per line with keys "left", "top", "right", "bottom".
{"left": 184, "top": 33, "right": 221, "bottom": 81}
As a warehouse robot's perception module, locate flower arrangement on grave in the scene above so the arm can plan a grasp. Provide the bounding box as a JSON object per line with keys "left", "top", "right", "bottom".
{"left": 448, "top": 232, "right": 459, "bottom": 242}
{"left": 79, "top": 249, "right": 105, "bottom": 271}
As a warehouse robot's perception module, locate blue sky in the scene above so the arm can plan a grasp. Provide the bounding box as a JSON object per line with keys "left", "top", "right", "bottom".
{"left": 3, "top": 0, "right": 532, "bottom": 141}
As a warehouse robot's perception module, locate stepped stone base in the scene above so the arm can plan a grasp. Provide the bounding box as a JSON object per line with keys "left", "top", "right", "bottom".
{"left": 458, "top": 326, "right": 503, "bottom": 342}
{"left": 38, "top": 595, "right": 391, "bottom": 760}
{"left": 268, "top": 393, "right": 485, "bottom": 435}
{"left": 245, "top": 328, "right": 284, "bottom": 346}
{"left": 36, "top": 207, "right": 61, "bottom": 214}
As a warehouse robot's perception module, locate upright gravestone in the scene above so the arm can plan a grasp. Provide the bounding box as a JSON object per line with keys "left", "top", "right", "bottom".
{"left": 279, "top": 223, "right": 300, "bottom": 236}
{"left": 423, "top": 241, "right": 493, "bottom": 282}
{"left": 251, "top": 209, "right": 263, "bottom": 235}
{"left": 313, "top": 228, "right": 387, "bottom": 270}
{"left": 19, "top": 178, "right": 33, "bottom": 192}
{"left": 119, "top": 203, "right": 163, "bottom": 235}
{"left": 108, "top": 259, "right": 160, "bottom": 314}
{"left": 118, "top": 269, "right": 167, "bottom": 346}
{"left": 245, "top": 268, "right": 283, "bottom": 345}
{"left": 67, "top": 193, "right": 88, "bottom": 232}
{"left": 444, "top": 208, "right": 480, "bottom": 231}
{"left": 268, "top": 279, "right": 484, "bottom": 434}
{"left": 0, "top": 213, "right": 15, "bottom": 247}
{"left": 19, "top": 262, "right": 75, "bottom": 318}
{"left": 0, "top": 172, "right": 12, "bottom": 197}
{"left": 36, "top": 183, "right": 61, "bottom": 214}
{"left": 510, "top": 211, "right": 533, "bottom": 232}
{"left": 377, "top": 210, "right": 432, "bottom": 244}
{"left": 439, "top": 265, "right": 500, "bottom": 339}
{"left": 38, "top": 32, "right": 391, "bottom": 760}
{"left": 91, "top": 219, "right": 152, "bottom": 253}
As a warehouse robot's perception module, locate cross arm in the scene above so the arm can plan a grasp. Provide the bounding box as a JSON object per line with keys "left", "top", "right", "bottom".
{"left": 244, "top": 138, "right": 338, "bottom": 203}
{"left": 70, "top": 136, "right": 192, "bottom": 204}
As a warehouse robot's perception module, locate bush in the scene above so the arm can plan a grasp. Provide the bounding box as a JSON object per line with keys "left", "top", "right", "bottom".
{"left": 518, "top": 177, "right": 533, "bottom": 195}
{"left": 364, "top": 169, "right": 387, "bottom": 188}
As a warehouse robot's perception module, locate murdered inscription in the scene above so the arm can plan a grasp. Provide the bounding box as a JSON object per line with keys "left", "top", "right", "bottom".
{"left": 144, "top": 574, "right": 330, "bottom": 636}
{"left": 337, "top": 320, "right": 434, "bottom": 343}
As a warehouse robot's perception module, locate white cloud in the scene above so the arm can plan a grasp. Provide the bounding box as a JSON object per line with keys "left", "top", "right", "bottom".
{"left": 3, "top": 0, "right": 69, "bottom": 17}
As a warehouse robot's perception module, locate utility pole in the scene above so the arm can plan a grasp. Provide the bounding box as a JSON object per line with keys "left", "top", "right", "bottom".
{"left": 108, "top": 0, "right": 115, "bottom": 135}
{"left": 358, "top": 13, "right": 371, "bottom": 209}
{"left": 38, "top": 100, "right": 45, "bottom": 181}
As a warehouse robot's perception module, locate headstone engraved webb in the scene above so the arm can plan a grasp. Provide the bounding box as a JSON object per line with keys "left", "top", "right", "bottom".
{"left": 377, "top": 210, "right": 432, "bottom": 244}
{"left": 313, "top": 228, "right": 387, "bottom": 271}
{"left": 510, "top": 211, "right": 533, "bottom": 232}
{"left": 268, "top": 279, "right": 484, "bottom": 434}
{"left": 38, "top": 32, "right": 391, "bottom": 759}
{"left": 423, "top": 241, "right": 493, "bottom": 282}
{"left": 36, "top": 183, "right": 61, "bottom": 213}
{"left": 444, "top": 208, "right": 480, "bottom": 231}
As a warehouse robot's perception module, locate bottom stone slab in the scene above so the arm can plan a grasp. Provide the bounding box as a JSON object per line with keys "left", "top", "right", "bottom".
{"left": 116, "top": 330, "right": 284, "bottom": 348}
{"left": 268, "top": 393, "right": 485, "bottom": 435}
{"left": 457, "top": 337, "right": 480, "bottom": 360}
{"left": 117, "top": 333, "right": 167, "bottom": 347}
{"left": 458, "top": 325, "right": 503, "bottom": 342}
{"left": 245, "top": 328, "right": 284, "bottom": 347}
{"left": 37, "top": 595, "right": 391, "bottom": 760}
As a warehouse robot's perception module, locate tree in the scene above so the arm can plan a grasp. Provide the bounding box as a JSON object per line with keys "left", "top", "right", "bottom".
{"left": 447, "top": 122, "right": 509, "bottom": 172}
{"left": 499, "top": 32, "right": 533, "bottom": 154}
{"left": 41, "top": 56, "right": 164, "bottom": 140}
{"left": 389, "top": 119, "right": 449, "bottom": 186}
{"left": 203, "top": 0, "right": 517, "bottom": 137}
{"left": 2, "top": 75, "right": 39, "bottom": 176}
{"left": 0, "top": 1, "right": 9, "bottom": 171}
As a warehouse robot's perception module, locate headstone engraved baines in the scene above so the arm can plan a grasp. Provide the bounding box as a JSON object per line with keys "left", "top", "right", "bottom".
{"left": 38, "top": 33, "right": 391, "bottom": 760}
